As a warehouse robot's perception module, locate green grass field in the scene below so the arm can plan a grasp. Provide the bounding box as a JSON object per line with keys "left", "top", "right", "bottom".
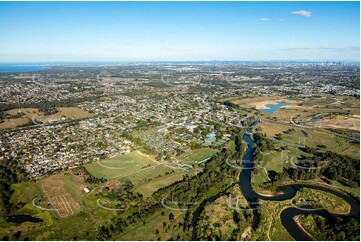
{"left": 84, "top": 151, "right": 159, "bottom": 179}
{"left": 178, "top": 148, "right": 218, "bottom": 164}
{"left": 269, "top": 108, "right": 315, "bottom": 122}
{"left": 224, "top": 140, "right": 236, "bottom": 151}
{"left": 10, "top": 181, "right": 43, "bottom": 205}
{"left": 84, "top": 151, "right": 187, "bottom": 197}
{"left": 259, "top": 147, "right": 312, "bottom": 173}
{"left": 115, "top": 209, "right": 184, "bottom": 241}
{"left": 294, "top": 187, "right": 351, "bottom": 214}
{"left": 234, "top": 108, "right": 249, "bottom": 116}
{"left": 329, "top": 180, "right": 360, "bottom": 198}
{"left": 134, "top": 171, "right": 186, "bottom": 197}
{"left": 256, "top": 122, "right": 360, "bottom": 160}
{"left": 252, "top": 147, "right": 312, "bottom": 185}
{"left": 2, "top": 171, "right": 122, "bottom": 240}
{"left": 281, "top": 129, "right": 360, "bottom": 160}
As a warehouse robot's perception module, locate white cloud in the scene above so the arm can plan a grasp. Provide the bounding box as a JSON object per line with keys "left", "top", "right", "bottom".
{"left": 291, "top": 10, "right": 312, "bottom": 17}
{"left": 260, "top": 18, "right": 270, "bottom": 21}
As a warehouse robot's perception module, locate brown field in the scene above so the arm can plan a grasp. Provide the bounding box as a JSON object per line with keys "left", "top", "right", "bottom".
{"left": 308, "top": 116, "right": 360, "bottom": 131}
{"left": 282, "top": 103, "right": 313, "bottom": 110}
{"left": 0, "top": 116, "right": 30, "bottom": 129}
{"left": 268, "top": 108, "right": 315, "bottom": 122}
{"left": 38, "top": 173, "right": 85, "bottom": 218}
{"left": 0, "top": 107, "right": 93, "bottom": 129}
{"left": 49, "top": 194, "right": 81, "bottom": 218}
{"left": 256, "top": 122, "right": 291, "bottom": 136}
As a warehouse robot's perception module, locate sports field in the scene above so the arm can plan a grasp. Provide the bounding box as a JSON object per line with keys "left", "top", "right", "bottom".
{"left": 178, "top": 148, "right": 218, "bottom": 164}
{"left": 84, "top": 151, "right": 187, "bottom": 197}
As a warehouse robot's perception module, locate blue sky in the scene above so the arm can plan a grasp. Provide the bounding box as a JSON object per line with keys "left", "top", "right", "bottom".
{"left": 0, "top": 1, "right": 359, "bottom": 62}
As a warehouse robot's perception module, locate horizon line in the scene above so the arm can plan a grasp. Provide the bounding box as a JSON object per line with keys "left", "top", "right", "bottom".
{"left": 0, "top": 59, "right": 359, "bottom": 64}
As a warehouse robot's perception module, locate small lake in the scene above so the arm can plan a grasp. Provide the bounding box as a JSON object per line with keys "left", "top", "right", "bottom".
{"left": 0, "top": 65, "right": 48, "bottom": 73}
{"left": 7, "top": 214, "right": 43, "bottom": 224}
{"left": 259, "top": 102, "right": 291, "bottom": 114}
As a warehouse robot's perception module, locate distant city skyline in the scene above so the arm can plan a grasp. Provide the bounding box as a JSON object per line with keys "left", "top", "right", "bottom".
{"left": 0, "top": 1, "right": 359, "bottom": 62}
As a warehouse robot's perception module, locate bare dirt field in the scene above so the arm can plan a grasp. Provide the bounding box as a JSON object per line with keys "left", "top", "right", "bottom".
{"left": 38, "top": 174, "right": 84, "bottom": 218}
{"left": 309, "top": 116, "right": 360, "bottom": 131}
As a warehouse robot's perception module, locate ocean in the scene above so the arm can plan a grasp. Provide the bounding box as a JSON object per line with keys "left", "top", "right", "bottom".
{"left": 0, "top": 65, "right": 48, "bottom": 73}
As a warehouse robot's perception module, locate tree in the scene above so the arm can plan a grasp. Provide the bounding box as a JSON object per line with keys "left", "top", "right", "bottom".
{"left": 124, "top": 179, "right": 134, "bottom": 190}
{"left": 169, "top": 212, "right": 174, "bottom": 222}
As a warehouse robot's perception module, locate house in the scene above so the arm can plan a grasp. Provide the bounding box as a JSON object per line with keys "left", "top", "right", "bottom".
{"left": 223, "top": 134, "right": 232, "bottom": 140}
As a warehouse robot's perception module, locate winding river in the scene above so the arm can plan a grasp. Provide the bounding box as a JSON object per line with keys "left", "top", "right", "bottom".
{"left": 192, "top": 122, "right": 360, "bottom": 240}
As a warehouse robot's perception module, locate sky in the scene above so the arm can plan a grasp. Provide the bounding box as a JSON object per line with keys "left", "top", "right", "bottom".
{"left": 0, "top": 1, "right": 359, "bottom": 62}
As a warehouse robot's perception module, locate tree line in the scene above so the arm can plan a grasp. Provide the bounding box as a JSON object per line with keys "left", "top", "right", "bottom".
{"left": 97, "top": 130, "right": 246, "bottom": 240}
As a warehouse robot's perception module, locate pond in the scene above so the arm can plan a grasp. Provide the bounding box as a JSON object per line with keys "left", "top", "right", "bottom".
{"left": 7, "top": 214, "right": 43, "bottom": 224}
{"left": 259, "top": 102, "right": 291, "bottom": 114}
